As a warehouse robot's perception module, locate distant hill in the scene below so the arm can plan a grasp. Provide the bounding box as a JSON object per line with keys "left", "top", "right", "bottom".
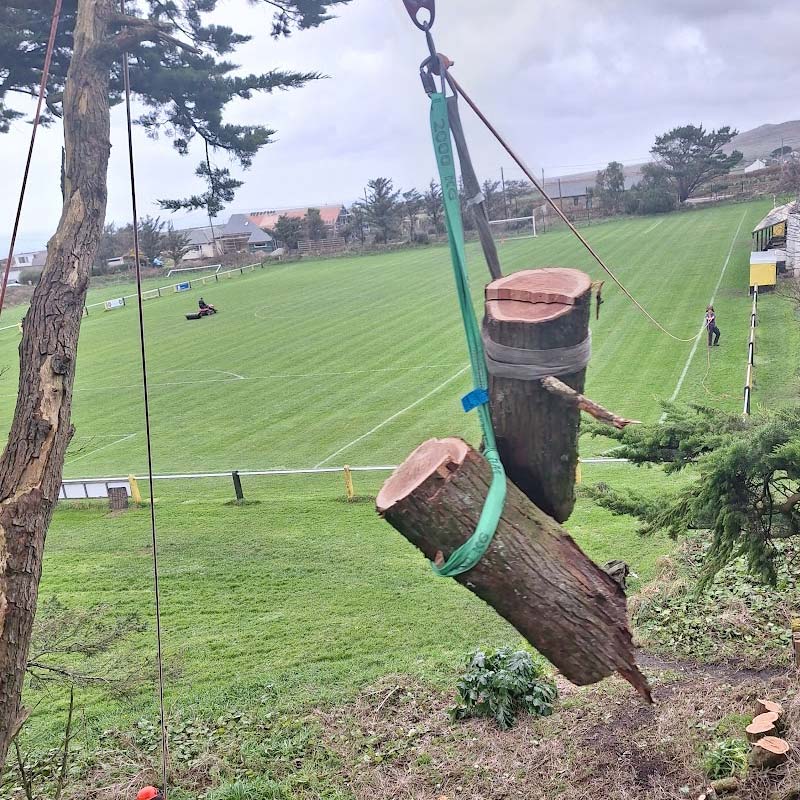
{"left": 541, "top": 121, "right": 800, "bottom": 197}
{"left": 725, "top": 121, "right": 800, "bottom": 161}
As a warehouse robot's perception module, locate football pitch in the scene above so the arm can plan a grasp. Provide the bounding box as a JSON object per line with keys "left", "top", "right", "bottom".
{"left": 9, "top": 197, "right": 800, "bottom": 740}
{"left": 0, "top": 198, "right": 785, "bottom": 480}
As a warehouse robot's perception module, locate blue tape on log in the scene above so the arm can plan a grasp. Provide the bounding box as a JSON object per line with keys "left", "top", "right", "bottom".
{"left": 461, "top": 388, "right": 489, "bottom": 413}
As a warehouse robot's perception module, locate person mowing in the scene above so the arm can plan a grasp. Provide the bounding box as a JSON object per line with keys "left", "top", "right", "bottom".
{"left": 705, "top": 305, "right": 720, "bottom": 347}
{"left": 198, "top": 297, "right": 216, "bottom": 316}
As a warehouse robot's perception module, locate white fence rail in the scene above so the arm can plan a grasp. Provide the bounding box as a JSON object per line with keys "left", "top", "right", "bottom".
{"left": 743, "top": 285, "right": 758, "bottom": 415}
{"left": 59, "top": 458, "right": 629, "bottom": 503}
{"left": 0, "top": 261, "right": 267, "bottom": 334}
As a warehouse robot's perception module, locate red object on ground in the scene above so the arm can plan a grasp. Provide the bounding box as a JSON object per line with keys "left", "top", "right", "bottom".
{"left": 137, "top": 787, "right": 161, "bottom": 800}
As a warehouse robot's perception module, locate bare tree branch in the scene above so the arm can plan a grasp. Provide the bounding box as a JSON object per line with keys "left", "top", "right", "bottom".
{"left": 542, "top": 376, "right": 640, "bottom": 429}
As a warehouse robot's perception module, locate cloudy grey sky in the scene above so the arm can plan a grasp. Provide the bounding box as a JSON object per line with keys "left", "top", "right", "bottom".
{"left": 1, "top": 0, "right": 798, "bottom": 253}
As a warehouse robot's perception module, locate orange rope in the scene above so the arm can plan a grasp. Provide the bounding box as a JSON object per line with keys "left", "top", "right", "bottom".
{"left": 445, "top": 71, "right": 699, "bottom": 344}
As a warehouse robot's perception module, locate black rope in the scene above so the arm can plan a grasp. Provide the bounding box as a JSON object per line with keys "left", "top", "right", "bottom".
{"left": 0, "top": 0, "right": 63, "bottom": 318}
{"left": 120, "top": 5, "right": 170, "bottom": 793}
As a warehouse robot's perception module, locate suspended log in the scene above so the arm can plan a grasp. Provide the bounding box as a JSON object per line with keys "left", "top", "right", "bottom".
{"left": 750, "top": 736, "right": 790, "bottom": 769}
{"left": 484, "top": 268, "right": 592, "bottom": 522}
{"left": 747, "top": 712, "right": 781, "bottom": 742}
{"left": 376, "top": 437, "right": 652, "bottom": 700}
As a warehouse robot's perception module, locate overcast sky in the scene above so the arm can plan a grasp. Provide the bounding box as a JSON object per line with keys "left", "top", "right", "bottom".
{"left": 2, "top": 0, "right": 798, "bottom": 253}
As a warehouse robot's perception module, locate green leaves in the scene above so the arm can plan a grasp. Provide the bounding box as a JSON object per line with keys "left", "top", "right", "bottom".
{"left": 451, "top": 648, "right": 557, "bottom": 730}
{"left": 587, "top": 404, "right": 800, "bottom": 584}
{"left": 702, "top": 738, "right": 749, "bottom": 780}
{"left": 651, "top": 124, "right": 743, "bottom": 202}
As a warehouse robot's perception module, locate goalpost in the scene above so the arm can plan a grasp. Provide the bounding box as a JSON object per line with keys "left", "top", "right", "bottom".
{"left": 166, "top": 263, "right": 222, "bottom": 278}
{"left": 488, "top": 215, "right": 537, "bottom": 241}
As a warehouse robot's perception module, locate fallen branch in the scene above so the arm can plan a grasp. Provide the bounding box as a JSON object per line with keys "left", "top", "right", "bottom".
{"left": 541, "top": 376, "right": 640, "bottom": 430}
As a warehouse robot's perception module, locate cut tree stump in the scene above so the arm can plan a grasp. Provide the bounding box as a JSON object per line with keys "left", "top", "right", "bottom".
{"left": 376, "top": 437, "right": 651, "bottom": 700}
{"left": 484, "top": 268, "right": 592, "bottom": 522}
{"left": 747, "top": 712, "right": 781, "bottom": 742}
{"left": 756, "top": 699, "right": 785, "bottom": 719}
{"left": 750, "top": 736, "right": 791, "bottom": 769}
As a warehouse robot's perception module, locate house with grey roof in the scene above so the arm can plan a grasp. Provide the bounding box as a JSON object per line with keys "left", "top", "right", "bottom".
{"left": 219, "top": 214, "right": 275, "bottom": 253}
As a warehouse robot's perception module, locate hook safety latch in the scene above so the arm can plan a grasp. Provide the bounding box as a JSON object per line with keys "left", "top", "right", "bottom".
{"left": 402, "top": 0, "right": 435, "bottom": 30}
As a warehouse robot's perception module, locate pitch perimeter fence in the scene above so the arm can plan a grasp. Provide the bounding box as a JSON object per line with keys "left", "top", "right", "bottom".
{"left": 60, "top": 458, "right": 631, "bottom": 505}
{"left": 0, "top": 261, "right": 268, "bottom": 335}
{"left": 743, "top": 285, "right": 758, "bottom": 416}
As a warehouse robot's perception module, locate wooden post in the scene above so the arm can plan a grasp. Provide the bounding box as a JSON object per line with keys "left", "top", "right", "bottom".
{"left": 377, "top": 437, "right": 651, "bottom": 699}
{"left": 128, "top": 475, "right": 142, "bottom": 504}
{"left": 483, "top": 268, "right": 592, "bottom": 522}
{"left": 343, "top": 465, "right": 355, "bottom": 501}
{"left": 231, "top": 470, "right": 244, "bottom": 503}
{"left": 108, "top": 487, "right": 129, "bottom": 512}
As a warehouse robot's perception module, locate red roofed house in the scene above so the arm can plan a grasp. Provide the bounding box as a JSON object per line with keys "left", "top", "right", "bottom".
{"left": 250, "top": 205, "right": 345, "bottom": 237}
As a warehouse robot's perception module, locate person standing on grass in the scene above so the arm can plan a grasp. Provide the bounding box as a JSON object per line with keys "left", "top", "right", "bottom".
{"left": 706, "top": 305, "right": 721, "bottom": 346}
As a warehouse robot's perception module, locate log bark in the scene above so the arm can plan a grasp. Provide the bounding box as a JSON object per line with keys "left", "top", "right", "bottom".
{"left": 0, "top": 0, "right": 116, "bottom": 770}
{"left": 750, "top": 736, "right": 790, "bottom": 769}
{"left": 484, "top": 268, "right": 592, "bottom": 522}
{"left": 747, "top": 712, "right": 780, "bottom": 742}
{"left": 376, "top": 437, "right": 651, "bottom": 700}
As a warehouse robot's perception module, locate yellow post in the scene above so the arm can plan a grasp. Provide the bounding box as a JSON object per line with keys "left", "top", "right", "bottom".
{"left": 343, "top": 465, "right": 355, "bottom": 501}
{"left": 128, "top": 474, "right": 143, "bottom": 504}
{"left": 17, "top": 322, "right": 22, "bottom": 335}
{"left": 575, "top": 459, "right": 582, "bottom": 485}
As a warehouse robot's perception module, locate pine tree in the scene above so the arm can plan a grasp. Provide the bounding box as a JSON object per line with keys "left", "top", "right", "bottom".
{"left": 584, "top": 403, "right": 800, "bottom": 586}
{"left": 0, "top": 0, "right": 348, "bottom": 770}
{"left": 305, "top": 208, "right": 327, "bottom": 242}
{"left": 358, "top": 177, "right": 401, "bottom": 243}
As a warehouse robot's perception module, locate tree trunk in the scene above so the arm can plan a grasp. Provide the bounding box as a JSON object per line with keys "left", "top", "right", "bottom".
{"left": 0, "top": 0, "right": 114, "bottom": 769}
{"left": 750, "top": 736, "right": 790, "bottom": 769}
{"left": 376, "top": 437, "right": 651, "bottom": 700}
{"left": 484, "top": 268, "right": 592, "bottom": 522}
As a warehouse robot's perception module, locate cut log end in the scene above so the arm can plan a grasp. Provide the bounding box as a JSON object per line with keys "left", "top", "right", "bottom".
{"left": 750, "top": 736, "right": 790, "bottom": 769}
{"left": 486, "top": 268, "right": 592, "bottom": 322}
{"left": 755, "top": 699, "right": 784, "bottom": 718}
{"left": 377, "top": 438, "right": 652, "bottom": 701}
{"left": 376, "top": 438, "right": 468, "bottom": 513}
{"left": 746, "top": 712, "right": 780, "bottom": 742}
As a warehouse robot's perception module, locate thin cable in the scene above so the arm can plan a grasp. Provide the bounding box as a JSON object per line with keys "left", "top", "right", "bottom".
{"left": 120, "top": 12, "right": 169, "bottom": 795}
{"left": 445, "top": 71, "right": 698, "bottom": 344}
{"left": 0, "top": 0, "right": 63, "bottom": 318}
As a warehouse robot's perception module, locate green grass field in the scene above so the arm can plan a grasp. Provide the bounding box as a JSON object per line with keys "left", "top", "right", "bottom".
{"left": 5, "top": 199, "right": 800, "bottom": 751}
{"left": 0, "top": 199, "right": 786, "bottom": 477}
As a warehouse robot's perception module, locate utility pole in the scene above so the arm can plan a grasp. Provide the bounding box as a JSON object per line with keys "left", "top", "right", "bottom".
{"left": 541, "top": 168, "right": 547, "bottom": 233}
{"left": 781, "top": 136, "right": 786, "bottom": 180}
{"left": 500, "top": 167, "right": 509, "bottom": 219}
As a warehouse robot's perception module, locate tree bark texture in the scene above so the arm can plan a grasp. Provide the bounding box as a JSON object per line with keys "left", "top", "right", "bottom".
{"left": 376, "top": 438, "right": 651, "bottom": 700}
{"left": 0, "top": 0, "right": 115, "bottom": 769}
{"left": 484, "top": 269, "right": 592, "bottom": 523}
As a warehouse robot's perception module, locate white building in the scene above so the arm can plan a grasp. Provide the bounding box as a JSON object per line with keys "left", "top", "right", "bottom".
{"left": 744, "top": 159, "right": 767, "bottom": 174}
{"left": 4, "top": 249, "right": 47, "bottom": 284}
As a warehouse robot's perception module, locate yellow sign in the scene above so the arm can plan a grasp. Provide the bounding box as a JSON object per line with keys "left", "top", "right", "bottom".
{"left": 750, "top": 262, "right": 777, "bottom": 287}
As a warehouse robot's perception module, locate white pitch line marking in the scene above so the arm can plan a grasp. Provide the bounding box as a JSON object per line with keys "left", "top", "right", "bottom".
{"left": 65, "top": 433, "right": 137, "bottom": 465}
{"left": 661, "top": 208, "right": 748, "bottom": 419}
{"left": 0, "top": 365, "right": 467, "bottom": 398}
{"left": 313, "top": 365, "right": 470, "bottom": 468}
{"left": 641, "top": 219, "right": 664, "bottom": 235}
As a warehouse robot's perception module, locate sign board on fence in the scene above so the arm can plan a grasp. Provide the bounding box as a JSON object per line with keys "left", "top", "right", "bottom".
{"left": 104, "top": 297, "right": 125, "bottom": 311}
{"left": 175, "top": 282, "right": 191, "bottom": 292}
{"left": 59, "top": 479, "right": 131, "bottom": 500}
